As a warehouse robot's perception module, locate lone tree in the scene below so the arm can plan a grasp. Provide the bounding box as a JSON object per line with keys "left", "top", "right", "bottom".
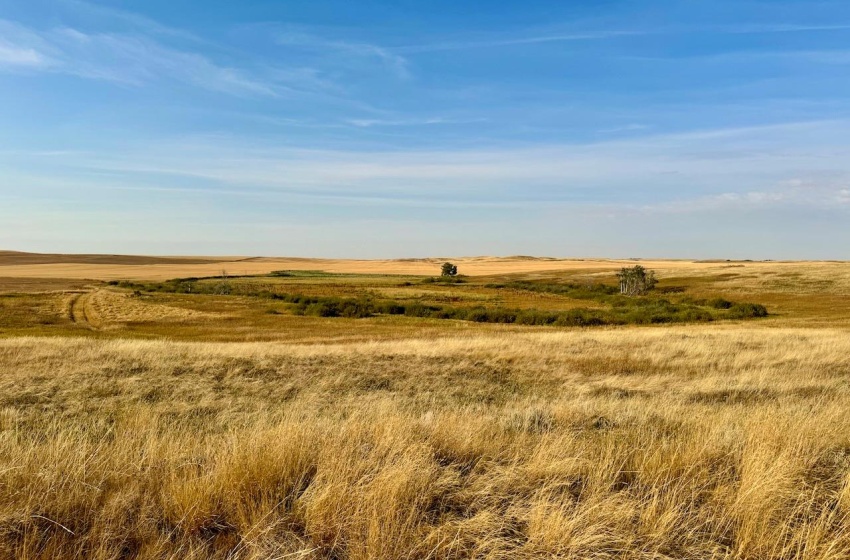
{"left": 441, "top": 262, "right": 458, "bottom": 277}
{"left": 617, "top": 265, "right": 657, "bottom": 296}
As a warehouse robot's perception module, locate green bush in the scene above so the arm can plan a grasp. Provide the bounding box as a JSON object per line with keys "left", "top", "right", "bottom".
{"left": 555, "top": 309, "right": 605, "bottom": 327}
{"left": 305, "top": 302, "right": 339, "bottom": 317}
{"left": 377, "top": 302, "right": 406, "bottom": 315}
{"left": 116, "top": 273, "right": 767, "bottom": 328}
{"left": 421, "top": 276, "right": 466, "bottom": 284}
{"left": 728, "top": 303, "right": 768, "bottom": 319}
{"left": 679, "top": 308, "right": 714, "bottom": 322}
{"left": 708, "top": 298, "right": 733, "bottom": 309}
{"left": 403, "top": 303, "right": 435, "bottom": 318}
{"left": 211, "top": 282, "right": 232, "bottom": 296}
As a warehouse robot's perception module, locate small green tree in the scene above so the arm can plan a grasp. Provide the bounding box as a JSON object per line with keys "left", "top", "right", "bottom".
{"left": 617, "top": 265, "right": 657, "bottom": 296}
{"left": 441, "top": 262, "right": 458, "bottom": 277}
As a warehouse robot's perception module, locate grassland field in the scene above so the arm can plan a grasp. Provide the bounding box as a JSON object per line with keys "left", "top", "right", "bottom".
{"left": 1, "top": 252, "right": 850, "bottom": 559}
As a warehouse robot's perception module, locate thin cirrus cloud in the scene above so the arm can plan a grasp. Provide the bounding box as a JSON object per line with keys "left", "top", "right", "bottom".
{"left": 638, "top": 184, "right": 849, "bottom": 216}
{"left": 272, "top": 28, "right": 410, "bottom": 79}
{"left": 0, "top": 21, "right": 54, "bottom": 68}
{"left": 0, "top": 19, "right": 276, "bottom": 96}
{"left": 392, "top": 21, "right": 850, "bottom": 54}
{"left": 6, "top": 120, "right": 848, "bottom": 213}
{"left": 58, "top": 0, "right": 205, "bottom": 42}
{"left": 345, "top": 117, "right": 487, "bottom": 128}
{"left": 394, "top": 30, "right": 645, "bottom": 54}
{"left": 0, "top": 41, "right": 47, "bottom": 67}
{"left": 719, "top": 23, "right": 850, "bottom": 34}
{"left": 629, "top": 48, "right": 850, "bottom": 65}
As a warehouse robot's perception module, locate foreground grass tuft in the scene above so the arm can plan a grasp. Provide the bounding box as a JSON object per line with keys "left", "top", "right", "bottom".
{"left": 2, "top": 329, "right": 850, "bottom": 559}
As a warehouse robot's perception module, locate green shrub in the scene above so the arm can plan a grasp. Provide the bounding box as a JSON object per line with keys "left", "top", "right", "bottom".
{"left": 555, "top": 309, "right": 606, "bottom": 327}
{"left": 115, "top": 273, "right": 767, "bottom": 328}
{"left": 514, "top": 310, "right": 555, "bottom": 325}
{"left": 403, "top": 303, "right": 435, "bottom": 318}
{"left": 377, "top": 302, "right": 406, "bottom": 315}
{"left": 339, "top": 299, "right": 374, "bottom": 318}
{"left": 708, "top": 298, "right": 733, "bottom": 309}
{"left": 211, "top": 282, "right": 232, "bottom": 296}
{"left": 728, "top": 303, "right": 768, "bottom": 318}
{"left": 421, "top": 276, "right": 466, "bottom": 284}
{"left": 679, "top": 308, "right": 714, "bottom": 322}
{"left": 305, "top": 302, "right": 340, "bottom": 317}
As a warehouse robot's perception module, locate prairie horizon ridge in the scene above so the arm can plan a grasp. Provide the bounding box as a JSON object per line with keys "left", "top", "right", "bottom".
{"left": 0, "top": 250, "right": 850, "bottom": 278}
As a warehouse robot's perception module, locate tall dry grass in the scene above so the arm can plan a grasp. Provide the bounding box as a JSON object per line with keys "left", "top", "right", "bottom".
{"left": 2, "top": 328, "right": 850, "bottom": 558}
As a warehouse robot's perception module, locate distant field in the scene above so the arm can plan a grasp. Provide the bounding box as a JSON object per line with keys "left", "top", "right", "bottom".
{"left": 1, "top": 252, "right": 849, "bottom": 339}
{"left": 1, "top": 252, "right": 849, "bottom": 559}
{"left": 0, "top": 250, "right": 234, "bottom": 266}
{"left": 4, "top": 250, "right": 846, "bottom": 281}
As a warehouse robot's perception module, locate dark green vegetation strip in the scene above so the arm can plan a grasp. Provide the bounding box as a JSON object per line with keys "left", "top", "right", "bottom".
{"left": 110, "top": 276, "right": 768, "bottom": 327}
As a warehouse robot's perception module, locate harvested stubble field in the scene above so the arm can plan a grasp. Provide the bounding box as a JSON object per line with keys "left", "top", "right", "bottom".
{"left": 1, "top": 252, "right": 850, "bottom": 559}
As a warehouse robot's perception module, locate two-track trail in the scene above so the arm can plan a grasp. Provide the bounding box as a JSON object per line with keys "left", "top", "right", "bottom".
{"left": 67, "top": 290, "right": 97, "bottom": 329}
{"left": 65, "top": 288, "right": 216, "bottom": 329}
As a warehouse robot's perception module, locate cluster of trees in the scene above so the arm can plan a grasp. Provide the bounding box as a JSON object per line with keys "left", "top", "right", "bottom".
{"left": 442, "top": 263, "right": 656, "bottom": 296}
{"left": 441, "top": 262, "right": 458, "bottom": 276}
{"left": 617, "top": 265, "right": 657, "bottom": 296}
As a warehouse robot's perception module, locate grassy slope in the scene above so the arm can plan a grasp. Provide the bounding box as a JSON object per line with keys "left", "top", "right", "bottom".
{"left": 1, "top": 259, "right": 850, "bottom": 558}
{"left": 2, "top": 330, "right": 850, "bottom": 559}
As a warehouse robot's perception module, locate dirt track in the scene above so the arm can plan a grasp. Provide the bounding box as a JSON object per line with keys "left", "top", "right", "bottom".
{"left": 67, "top": 291, "right": 97, "bottom": 329}
{"left": 67, "top": 292, "right": 88, "bottom": 327}
{"left": 64, "top": 288, "right": 217, "bottom": 327}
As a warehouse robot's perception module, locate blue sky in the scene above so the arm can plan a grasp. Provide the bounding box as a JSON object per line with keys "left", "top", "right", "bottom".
{"left": 1, "top": 0, "right": 849, "bottom": 258}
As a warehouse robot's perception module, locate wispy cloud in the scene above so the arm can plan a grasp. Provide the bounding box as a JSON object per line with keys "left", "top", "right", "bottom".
{"left": 0, "top": 41, "right": 48, "bottom": 67}
{"left": 719, "top": 23, "right": 850, "bottom": 34}
{"left": 395, "top": 30, "right": 643, "bottom": 54}
{"left": 597, "top": 123, "right": 651, "bottom": 134}
{"left": 274, "top": 29, "right": 410, "bottom": 79}
{"left": 0, "top": 20, "right": 53, "bottom": 68}
{"left": 345, "top": 116, "right": 486, "bottom": 128}
{"left": 4, "top": 116, "right": 849, "bottom": 257}
{"left": 58, "top": 0, "right": 206, "bottom": 43}
{"left": 0, "top": 19, "right": 276, "bottom": 96}
{"left": 639, "top": 178, "right": 850, "bottom": 214}
{"left": 7, "top": 120, "right": 848, "bottom": 212}
{"left": 391, "top": 22, "right": 850, "bottom": 54}
{"left": 633, "top": 48, "right": 850, "bottom": 65}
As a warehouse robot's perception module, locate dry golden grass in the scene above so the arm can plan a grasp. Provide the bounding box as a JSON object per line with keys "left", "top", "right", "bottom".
{"left": 0, "top": 277, "right": 96, "bottom": 294}
{"left": 3, "top": 328, "right": 850, "bottom": 559}
{"left": 2, "top": 254, "right": 850, "bottom": 558}
{"left": 3, "top": 251, "right": 848, "bottom": 282}
{"left": 76, "top": 289, "right": 219, "bottom": 327}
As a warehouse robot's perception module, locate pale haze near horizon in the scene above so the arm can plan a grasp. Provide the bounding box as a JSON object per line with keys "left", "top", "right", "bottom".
{"left": 1, "top": 0, "right": 849, "bottom": 260}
